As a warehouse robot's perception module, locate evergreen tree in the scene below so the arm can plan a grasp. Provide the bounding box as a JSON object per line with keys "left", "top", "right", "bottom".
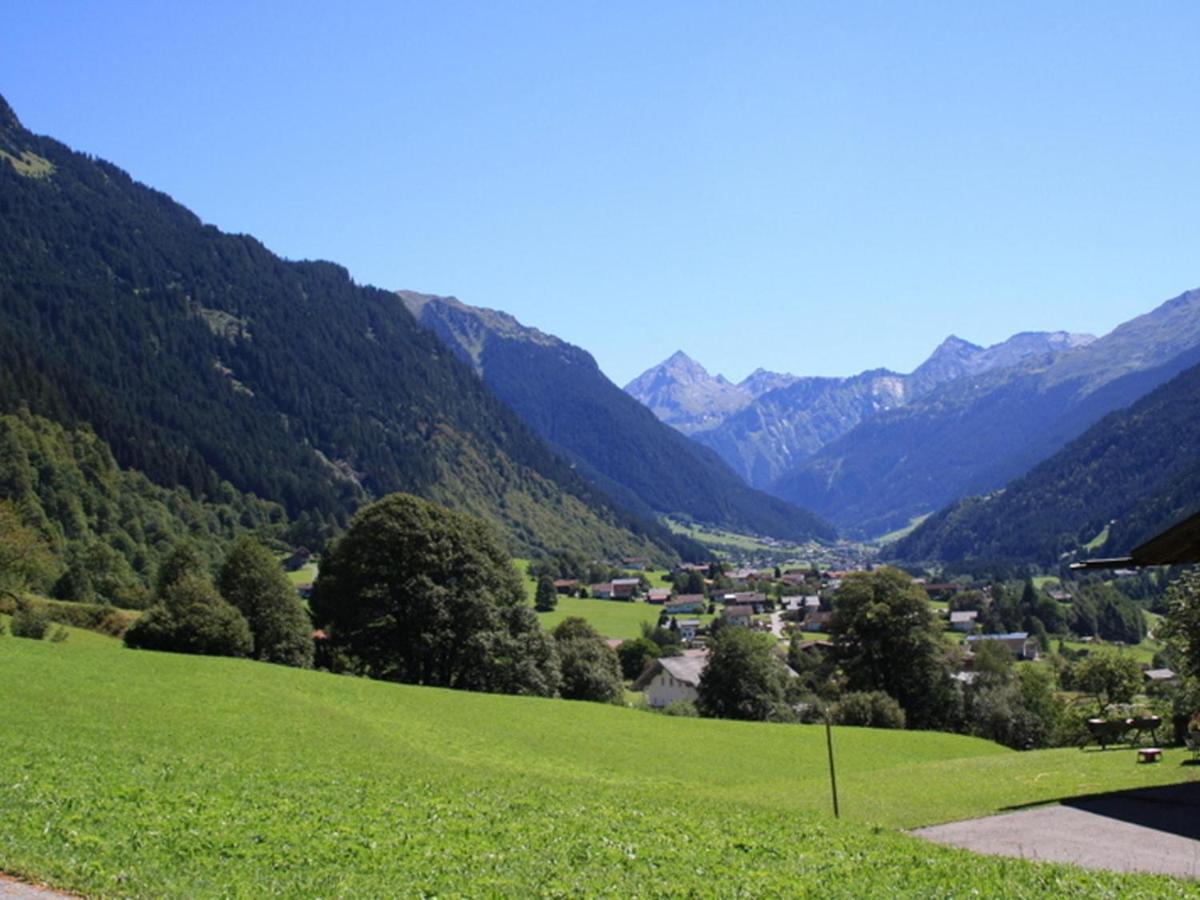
{"left": 218, "top": 537, "right": 314, "bottom": 668}
{"left": 534, "top": 575, "right": 558, "bottom": 612}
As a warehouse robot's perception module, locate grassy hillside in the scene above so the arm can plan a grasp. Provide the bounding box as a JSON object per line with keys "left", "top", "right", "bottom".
{"left": 1, "top": 638, "right": 1196, "bottom": 896}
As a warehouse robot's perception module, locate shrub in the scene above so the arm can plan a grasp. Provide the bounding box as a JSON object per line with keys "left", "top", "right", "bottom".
{"left": 124, "top": 575, "right": 253, "bottom": 658}
{"left": 831, "top": 691, "right": 907, "bottom": 729}
{"left": 11, "top": 603, "right": 50, "bottom": 640}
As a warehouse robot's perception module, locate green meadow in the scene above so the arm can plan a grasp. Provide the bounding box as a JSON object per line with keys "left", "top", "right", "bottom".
{"left": 2, "top": 636, "right": 1199, "bottom": 896}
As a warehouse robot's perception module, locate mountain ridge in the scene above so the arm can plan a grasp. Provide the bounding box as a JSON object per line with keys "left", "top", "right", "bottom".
{"left": 772, "top": 288, "right": 1200, "bottom": 536}
{"left": 0, "top": 92, "right": 692, "bottom": 564}
{"left": 403, "top": 293, "right": 836, "bottom": 542}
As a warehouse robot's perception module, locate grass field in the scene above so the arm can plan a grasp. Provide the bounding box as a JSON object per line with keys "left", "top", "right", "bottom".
{"left": 534, "top": 595, "right": 661, "bottom": 638}
{"left": 2, "top": 636, "right": 1198, "bottom": 896}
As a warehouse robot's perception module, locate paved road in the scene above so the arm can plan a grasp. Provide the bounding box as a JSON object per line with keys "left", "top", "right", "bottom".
{"left": 915, "top": 781, "right": 1200, "bottom": 879}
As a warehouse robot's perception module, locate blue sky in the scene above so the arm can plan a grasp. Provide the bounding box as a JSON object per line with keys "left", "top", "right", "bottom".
{"left": 4, "top": 2, "right": 1199, "bottom": 385}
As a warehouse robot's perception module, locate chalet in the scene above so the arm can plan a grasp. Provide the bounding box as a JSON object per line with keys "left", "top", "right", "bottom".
{"left": 781, "top": 572, "right": 809, "bottom": 587}
{"left": 676, "top": 619, "right": 701, "bottom": 641}
{"left": 722, "top": 591, "right": 770, "bottom": 613}
{"left": 1143, "top": 668, "right": 1178, "bottom": 686}
{"left": 948, "top": 610, "right": 978, "bottom": 633}
{"left": 1047, "top": 589, "right": 1073, "bottom": 603}
{"left": 665, "top": 595, "right": 707, "bottom": 615}
{"left": 966, "top": 632, "right": 1039, "bottom": 661}
{"left": 723, "top": 604, "right": 754, "bottom": 628}
{"left": 633, "top": 653, "right": 800, "bottom": 708}
{"left": 295, "top": 582, "right": 314, "bottom": 600}
{"left": 592, "top": 579, "right": 639, "bottom": 600}
{"left": 621, "top": 557, "right": 648, "bottom": 571}
{"left": 646, "top": 588, "right": 672, "bottom": 605}
{"left": 553, "top": 578, "right": 580, "bottom": 595}
{"left": 802, "top": 610, "right": 835, "bottom": 632}
{"left": 633, "top": 655, "right": 707, "bottom": 708}
{"left": 611, "top": 578, "right": 641, "bottom": 599}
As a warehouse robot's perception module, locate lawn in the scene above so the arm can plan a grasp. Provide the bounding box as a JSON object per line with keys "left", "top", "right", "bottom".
{"left": 1, "top": 637, "right": 1197, "bottom": 896}
{"left": 535, "top": 595, "right": 661, "bottom": 639}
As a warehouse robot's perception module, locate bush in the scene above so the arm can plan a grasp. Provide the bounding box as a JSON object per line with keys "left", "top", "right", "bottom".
{"left": 660, "top": 699, "right": 698, "bottom": 717}
{"left": 124, "top": 575, "right": 253, "bottom": 658}
{"left": 11, "top": 603, "right": 50, "bottom": 639}
{"left": 831, "top": 691, "right": 907, "bottom": 729}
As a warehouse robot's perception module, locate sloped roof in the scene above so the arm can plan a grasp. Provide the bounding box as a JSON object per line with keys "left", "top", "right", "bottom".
{"left": 633, "top": 655, "right": 708, "bottom": 690}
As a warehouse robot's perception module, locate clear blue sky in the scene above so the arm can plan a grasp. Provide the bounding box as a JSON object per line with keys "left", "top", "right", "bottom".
{"left": 4, "top": 2, "right": 1199, "bottom": 385}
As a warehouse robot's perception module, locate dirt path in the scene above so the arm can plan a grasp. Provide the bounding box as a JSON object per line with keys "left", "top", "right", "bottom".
{"left": 914, "top": 781, "right": 1200, "bottom": 879}
{"left": 0, "top": 875, "right": 74, "bottom": 899}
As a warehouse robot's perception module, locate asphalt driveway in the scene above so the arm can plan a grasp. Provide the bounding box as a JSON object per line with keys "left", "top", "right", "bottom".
{"left": 914, "top": 780, "right": 1200, "bottom": 879}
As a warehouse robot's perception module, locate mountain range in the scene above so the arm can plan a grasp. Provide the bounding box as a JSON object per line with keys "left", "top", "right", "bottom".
{"left": 0, "top": 93, "right": 700, "bottom": 565}
{"left": 627, "top": 291, "right": 1200, "bottom": 541}
{"left": 627, "top": 331, "right": 1096, "bottom": 491}
{"left": 402, "top": 294, "right": 835, "bottom": 542}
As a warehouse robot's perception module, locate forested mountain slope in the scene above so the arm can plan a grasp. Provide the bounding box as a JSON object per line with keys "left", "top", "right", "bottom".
{"left": 770, "top": 288, "right": 1200, "bottom": 537}
{"left": 0, "top": 94, "right": 690, "bottom": 563}
{"left": 0, "top": 409, "right": 283, "bottom": 605}
{"left": 888, "top": 354, "right": 1200, "bottom": 567}
{"left": 403, "top": 294, "right": 835, "bottom": 542}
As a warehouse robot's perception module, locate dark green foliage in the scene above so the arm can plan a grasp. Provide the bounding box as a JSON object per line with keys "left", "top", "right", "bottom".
{"left": 640, "top": 621, "right": 683, "bottom": 657}
{"left": 830, "top": 568, "right": 956, "bottom": 729}
{"left": 154, "top": 542, "right": 210, "bottom": 597}
{"left": 1068, "top": 582, "right": 1146, "bottom": 644}
{"left": 311, "top": 494, "right": 560, "bottom": 696}
{"left": 52, "top": 562, "right": 96, "bottom": 604}
{"left": 0, "top": 103, "right": 688, "bottom": 563}
{"left": 10, "top": 601, "right": 50, "bottom": 639}
{"left": 0, "top": 410, "right": 282, "bottom": 604}
{"left": 534, "top": 575, "right": 557, "bottom": 613}
{"left": 407, "top": 297, "right": 834, "bottom": 544}
{"left": 831, "top": 691, "right": 906, "bottom": 729}
{"left": 617, "top": 636, "right": 661, "bottom": 680}
{"left": 218, "top": 537, "right": 314, "bottom": 668}
{"left": 1159, "top": 570, "right": 1200, "bottom": 680}
{"left": 0, "top": 497, "right": 57, "bottom": 597}
{"left": 674, "top": 569, "right": 707, "bottom": 596}
{"left": 696, "top": 627, "right": 792, "bottom": 722}
{"left": 123, "top": 574, "right": 253, "bottom": 658}
{"left": 890, "top": 355, "right": 1200, "bottom": 565}
{"left": 552, "top": 617, "right": 623, "bottom": 704}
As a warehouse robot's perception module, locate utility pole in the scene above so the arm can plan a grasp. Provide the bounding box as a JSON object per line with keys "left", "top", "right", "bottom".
{"left": 825, "top": 711, "right": 840, "bottom": 818}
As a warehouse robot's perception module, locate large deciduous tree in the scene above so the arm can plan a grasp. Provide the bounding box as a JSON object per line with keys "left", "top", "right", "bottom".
{"left": 310, "top": 493, "right": 560, "bottom": 696}
{"left": 830, "top": 567, "right": 955, "bottom": 729}
{"left": 696, "top": 627, "right": 792, "bottom": 722}
{"left": 218, "top": 537, "right": 314, "bottom": 668}
{"left": 552, "top": 617, "right": 623, "bottom": 703}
